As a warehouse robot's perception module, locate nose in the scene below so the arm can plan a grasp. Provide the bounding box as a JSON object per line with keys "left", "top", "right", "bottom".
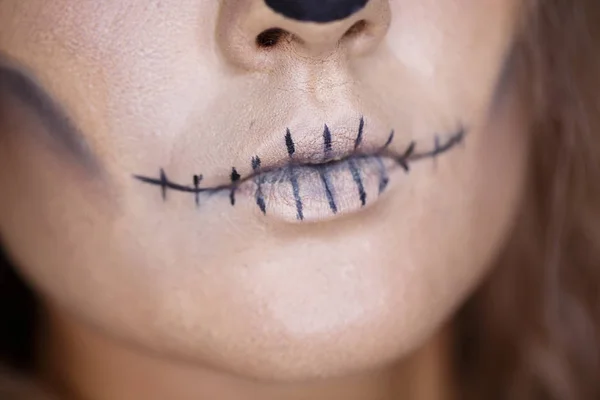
{"left": 216, "top": 0, "right": 391, "bottom": 69}
{"left": 264, "top": 0, "right": 370, "bottom": 23}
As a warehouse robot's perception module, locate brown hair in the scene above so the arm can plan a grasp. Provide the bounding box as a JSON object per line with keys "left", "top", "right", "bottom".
{"left": 1, "top": 0, "right": 600, "bottom": 398}
{"left": 456, "top": 0, "right": 600, "bottom": 398}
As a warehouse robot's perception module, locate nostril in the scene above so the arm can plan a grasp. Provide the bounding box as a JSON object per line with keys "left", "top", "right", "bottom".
{"left": 256, "top": 28, "right": 289, "bottom": 48}
{"left": 343, "top": 19, "right": 369, "bottom": 40}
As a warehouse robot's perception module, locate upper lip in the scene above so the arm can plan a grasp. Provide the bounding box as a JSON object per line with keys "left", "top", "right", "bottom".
{"left": 250, "top": 116, "right": 393, "bottom": 166}
{"left": 239, "top": 117, "right": 400, "bottom": 182}
{"left": 133, "top": 119, "right": 466, "bottom": 195}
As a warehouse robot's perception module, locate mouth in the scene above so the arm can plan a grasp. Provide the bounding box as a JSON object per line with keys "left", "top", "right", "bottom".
{"left": 133, "top": 117, "right": 466, "bottom": 223}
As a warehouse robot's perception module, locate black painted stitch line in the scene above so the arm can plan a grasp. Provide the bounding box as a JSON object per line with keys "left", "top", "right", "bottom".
{"left": 383, "top": 130, "right": 394, "bottom": 149}
{"left": 458, "top": 124, "right": 467, "bottom": 148}
{"left": 133, "top": 127, "right": 467, "bottom": 207}
{"left": 323, "top": 124, "right": 333, "bottom": 159}
{"left": 252, "top": 156, "right": 262, "bottom": 171}
{"left": 160, "top": 168, "right": 168, "bottom": 200}
{"left": 230, "top": 167, "right": 241, "bottom": 205}
{"left": 256, "top": 193, "right": 267, "bottom": 214}
{"left": 134, "top": 169, "right": 231, "bottom": 200}
{"left": 285, "top": 129, "right": 295, "bottom": 157}
{"left": 289, "top": 167, "right": 304, "bottom": 220}
{"left": 193, "top": 174, "right": 203, "bottom": 206}
{"left": 375, "top": 157, "right": 389, "bottom": 194}
{"left": 318, "top": 167, "right": 338, "bottom": 214}
{"left": 408, "top": 128, "right": 465, "bottom": 162}
{"left": 432, "top": 135, "right": 441, "bottom": 168}
{"left": 252, "top": 156, "right": 267, "bottom": 215}
{"left": 136, "top": 170, "right": 192, "bottom": 196}
{"left": 433, "top": 135, "right": 441, "bottom": 156}
{"left": 231, "top": 167, "right": 241, "bottom": 181}
{"left": 348, "top": 159, "right": 367, "bottom": 207}
{"left": 354, "top": 117, "right": 364, "bottom": 150}
{"left": 396, "top": 141, "right": 415, "bottom": 172}
{"left": 285, "top": 132, "right": 304, "bottom": 220}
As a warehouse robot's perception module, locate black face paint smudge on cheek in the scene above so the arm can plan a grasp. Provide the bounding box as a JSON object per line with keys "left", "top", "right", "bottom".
{"left": 264, "top": 0, "right": 369, "bottom": 23}
{"left": 0, "top": 60, "right": 101, "bottom": 174}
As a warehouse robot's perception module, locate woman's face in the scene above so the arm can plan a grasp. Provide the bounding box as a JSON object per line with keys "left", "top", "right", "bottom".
{"left": 0, "top": 0, "right": 528, "bottom": 380}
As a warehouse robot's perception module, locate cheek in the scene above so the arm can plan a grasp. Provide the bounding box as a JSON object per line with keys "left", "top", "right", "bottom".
{"left": 403, "top": 93, "right": 530, "bottom": 314}
{"left": 385, "top": 0, "right": 522, "bottom": 120}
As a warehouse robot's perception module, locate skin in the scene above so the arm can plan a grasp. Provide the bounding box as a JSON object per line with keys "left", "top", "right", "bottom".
{"left": 0, "top": 1, "right": 529, "bottom": 399}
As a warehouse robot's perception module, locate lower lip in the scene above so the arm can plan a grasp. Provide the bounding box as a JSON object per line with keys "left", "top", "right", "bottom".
{"left": 236, "top": 155, "right": 399, "bottom": 223}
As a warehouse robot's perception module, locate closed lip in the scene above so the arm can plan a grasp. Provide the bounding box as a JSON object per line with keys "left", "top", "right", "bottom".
{"left": 232, "top": 118, "right": 400, "bottom": 188}
{"left": 133, "top": 118, "right": 465, "bottom": 223}
{"left": 236, "top": 120, "right": 413, "bottom": 222}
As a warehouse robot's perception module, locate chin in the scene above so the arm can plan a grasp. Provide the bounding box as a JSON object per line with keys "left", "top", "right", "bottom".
{"left": 78, "top": 213, "right": 495, "bottom": 383}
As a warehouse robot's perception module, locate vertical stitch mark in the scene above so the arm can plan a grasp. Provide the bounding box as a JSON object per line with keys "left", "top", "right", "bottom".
{"left": 159, "top": 168, "right": 168, "bottom": 201}
{"left": 348, "top": 159, "right": 367, "bottom": 206}
{"left": 289, "top": 167, "right": 304, "bottom": 221}
{"left": 375, "top": 157, "right": 389, "bottom": 194}
{"left": 354, "top": 116, "right": 364, "bottom": 150}
{"left": 230, "top": 167, "right": 241, "bottom": 206}
{"left": 397, "top": 141, "right": 415, "bottom": 172}
{"left": 252, "top": 156, "right": 266, "bottom": 214}
{"left": 383, "top": 130, "right": 394, "bottom": 149}
{"left": 323, "top": 124, "right": 333, "bottom": 159}
{"left": 432, "top": 135, "right": 441, "bottom": 168}
{"left": 252, "top": 156, "right": 261, "bottom": 171}
{"left": 456, "top": 124, "right": 467, "bottom": 148}
{"left": 231, "top": 167, "right": 241, "bottom": 181}
{"left": 256, "top": 196, "right": 267, "bottom": 215}
{"left": 318, "top": 167, "right": 338, "bottom": 214}
{"left": 434, "top": 135, "right": 441, "bottom": 154}
{"left": 193, "top": 174, "right": 203, "bottom": 206}
{"left": 285, "top": 130, "right": 303, "bottom": 220}
{"left": 285, "top": 129, "right": 295, "bottom": 157}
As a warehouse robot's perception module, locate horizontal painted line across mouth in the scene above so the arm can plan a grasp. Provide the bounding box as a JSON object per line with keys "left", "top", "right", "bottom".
{"left": 132, "top": 126, "right": 465, "bottom": 203}
{"left": 134, "top": 147, "right": 412, "bottom": 198}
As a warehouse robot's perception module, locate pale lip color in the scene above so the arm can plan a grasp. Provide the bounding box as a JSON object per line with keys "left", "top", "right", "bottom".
{"left": 232, "top": 117, "right": 403, "bottom": 223}
{"left": 132, "top": 118, "right": 465, "bottom": 224}
{"left": 223, "top": 123, "right": 464, "bottom": 224}
{"left": 236, "top": 152, "right": 402, "bottom": 223}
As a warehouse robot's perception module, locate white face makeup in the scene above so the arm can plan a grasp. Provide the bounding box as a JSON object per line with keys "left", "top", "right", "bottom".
{"left": 0, "top": 0, "right": 529, "bottom": 381}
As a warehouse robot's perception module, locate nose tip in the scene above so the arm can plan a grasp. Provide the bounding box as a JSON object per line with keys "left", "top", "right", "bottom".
{"left": 217, "top": 0, "right": 390, "bottom": 70}
{"left": 264, "top": 0, "right": 370, "bottom": 23}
